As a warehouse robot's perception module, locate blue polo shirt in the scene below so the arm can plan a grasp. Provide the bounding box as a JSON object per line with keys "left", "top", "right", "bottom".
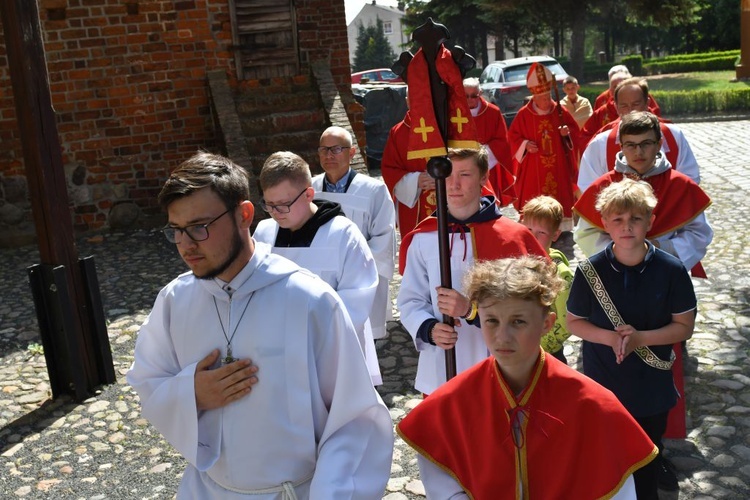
{"left": 567, "top": 242, "right": 696, "bottom": 417}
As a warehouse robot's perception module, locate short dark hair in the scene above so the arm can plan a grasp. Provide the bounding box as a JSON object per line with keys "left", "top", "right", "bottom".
{"left": 447, "top": 147, "right": 489, "bottom": 177}
{"left": 259, "top": 151, "right": 312, "bottom": 192}
{"left": 618, "top": 111, "right": 662, "bottom": 142}
{"left": 158, "top": 151, "right": 250, "bottom": 211}
{"left": 563, "top": 76, "right": 578, "bottom": 86}
{"left": 614, "top": 77, "right": 649, "bottom": 104}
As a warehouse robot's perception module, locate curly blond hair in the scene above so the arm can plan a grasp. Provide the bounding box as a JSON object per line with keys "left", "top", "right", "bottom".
{"left": 464, "top": 256, "right": 564, "bottom": 310}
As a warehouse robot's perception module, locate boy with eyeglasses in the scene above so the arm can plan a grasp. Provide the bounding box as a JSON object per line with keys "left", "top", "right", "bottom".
{"left": 574, "top": 111, "right": 712, "bottom": 277}
{"left": 254, "top": 151, "right": 383, "bottom": 384}
{"left": 312, "top": 126, "right": 396, "bottom": 341}
{"left": 577, "top": 78, "right": 701, "bottom": 193}
{"left": 127, "top": 151, "right": 393, "bottom": 498}
{"left": 573, "top": 112, "right": 711, "bottom": 490}
{"left": 462, "top": 77, "right": 515, "bottom": 206}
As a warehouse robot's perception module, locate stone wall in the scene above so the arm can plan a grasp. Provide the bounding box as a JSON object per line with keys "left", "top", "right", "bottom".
{"left": 0, "top": 0, "right": 355, "bottom": 245}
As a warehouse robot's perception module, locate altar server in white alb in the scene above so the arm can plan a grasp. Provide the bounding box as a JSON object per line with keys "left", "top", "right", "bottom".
{"left": 254, "top": 151, "right": 382, "bottom": 385}
{"left": 126, "top": 152, "right": 393, "bottom": 499}
{"left": 397, "top": 147, "right": 548, "bottom": 396}
{"left": 312, "top": 126, "right": 396, "bottom": 340}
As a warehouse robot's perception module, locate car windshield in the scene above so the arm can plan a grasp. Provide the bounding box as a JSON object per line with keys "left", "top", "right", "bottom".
{"left": 503, "top": 62, "right": 566, "bottom": 83}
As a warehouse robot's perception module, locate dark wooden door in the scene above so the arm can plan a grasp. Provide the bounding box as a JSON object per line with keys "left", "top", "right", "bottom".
{"left": 230, "top": 0, "right": 299, "bottom": 80}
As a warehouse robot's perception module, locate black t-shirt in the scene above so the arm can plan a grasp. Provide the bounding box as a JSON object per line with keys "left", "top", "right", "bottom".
{"left": 567, "top": 242, "right": 696, "bottom": 417}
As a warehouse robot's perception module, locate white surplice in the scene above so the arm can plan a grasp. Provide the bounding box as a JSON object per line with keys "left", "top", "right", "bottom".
{"left": 254, "top": 215, "right": 382, "bottom": 385}
{"left": 397, "top": 232, "right": 489, "bottom": 395}
{"left": 312, "top": 172, "right": 396, "bottom": 339}
{"left": 126, "top": 242, "right": 393, "bottom": 499}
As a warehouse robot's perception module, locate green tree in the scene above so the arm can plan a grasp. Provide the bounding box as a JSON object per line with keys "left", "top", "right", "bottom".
{"left": 352, "top": 18, "right": 398, "bottom": 72}
{"left": 661, "top": 0, "right": 740, "bottom": 53}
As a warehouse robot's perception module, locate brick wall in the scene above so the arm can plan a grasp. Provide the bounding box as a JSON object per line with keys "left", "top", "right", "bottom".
{"left": 0, "top": 0, "right": 355, "bottom": 244}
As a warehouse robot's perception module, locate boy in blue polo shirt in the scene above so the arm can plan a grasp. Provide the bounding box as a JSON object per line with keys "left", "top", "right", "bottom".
{"left": 567, "top": 178, "right": 696, "bottom": 499}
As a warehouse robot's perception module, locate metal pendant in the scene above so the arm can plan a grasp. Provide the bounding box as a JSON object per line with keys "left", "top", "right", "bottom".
{"left": 223, "top": 346, "right": 235, "bottom": 365}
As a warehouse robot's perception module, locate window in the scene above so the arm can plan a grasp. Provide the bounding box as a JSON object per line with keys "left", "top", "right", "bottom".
{"left": 383, "top": 21, "right": 393, "bottom": 34}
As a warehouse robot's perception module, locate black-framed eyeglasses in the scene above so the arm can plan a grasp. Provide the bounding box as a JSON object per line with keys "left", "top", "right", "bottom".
{"left": 162, "top": 209, "right": 230, "bottom": 243}
{"left": 260, "top": 188, "right": 307, "bottom": 214}
{"left": 622, "top": 139, "right": 658, "bottom": 152}
{"left": 317, "top": 145, "right": 348, "bottom": 156}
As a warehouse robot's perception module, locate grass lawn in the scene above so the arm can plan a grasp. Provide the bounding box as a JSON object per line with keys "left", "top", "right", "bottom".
{"left": 580, "top": 70, "right": 750, "bottom": 95}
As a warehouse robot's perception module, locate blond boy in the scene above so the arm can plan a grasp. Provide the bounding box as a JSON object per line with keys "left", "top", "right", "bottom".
{"left": 567, "top": 179, "right": 696, "bottom": 498}
{"left": 521, "top": 195, "right": 573, "bottom": 363}
{"left": 398, "top": 256, "right": 657, "bottom": 498}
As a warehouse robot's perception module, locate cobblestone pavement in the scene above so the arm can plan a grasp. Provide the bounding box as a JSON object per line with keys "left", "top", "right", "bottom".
{"left": 1, "top": 119, "right": 749, "bottom": 499}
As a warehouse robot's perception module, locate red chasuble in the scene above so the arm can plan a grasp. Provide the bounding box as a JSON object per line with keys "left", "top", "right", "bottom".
{"left": 381, "top": 113, "right": 433, "bottom": 235}
{"left": 508, "top": 103, "right": 580, "bottom": 218}
{"left": 398, "top": 214, "right": 548, "bottom": 275}
{"left": 473, "top": 98, "right": 516, "bottom": 206}
{"left": 398, "top": 354, "right": 658, "bottom": 499}
{"left": 573, "top": 168, "right": 710, "bottom": 278}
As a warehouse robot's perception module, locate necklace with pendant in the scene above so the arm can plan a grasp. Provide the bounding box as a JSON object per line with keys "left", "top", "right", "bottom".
{"left": 212, "top": 292, "right": 253, "bottom": 364}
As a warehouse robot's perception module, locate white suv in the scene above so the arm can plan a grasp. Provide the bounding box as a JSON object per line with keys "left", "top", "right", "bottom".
{"left": 479, "top": 56, "right": 568, "bottom": 126}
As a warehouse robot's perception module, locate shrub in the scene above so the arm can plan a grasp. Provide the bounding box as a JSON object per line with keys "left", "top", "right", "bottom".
{"left": 651, "top": 50, "right": 740, "bottom": 63}
{"left": 560, "top": 59, "right": 609, "bottom": 82}
{"left": 621, "top": 55, "right": 644, "bottom": 76}
{"left": 644, "top": 55, "right": 739, "bottom": 75}
{"left": 651, "top": 88, "right": 750, "bottom": 115}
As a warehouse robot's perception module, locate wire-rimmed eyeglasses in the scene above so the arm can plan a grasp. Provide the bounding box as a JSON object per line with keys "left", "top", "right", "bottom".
{"left": 260, "top": 188, "right": 308, "bottom": 214}
{"left": 161, "top": 209, "right": 230, "bottom": 243}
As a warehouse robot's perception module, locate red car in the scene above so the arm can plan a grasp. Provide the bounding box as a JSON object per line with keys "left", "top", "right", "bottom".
{"left": 351, "top": 68, "right": 403, "bottom": 84}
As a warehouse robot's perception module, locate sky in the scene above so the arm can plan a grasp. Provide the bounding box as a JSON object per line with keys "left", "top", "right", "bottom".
{"left": 345, "top": 0, "right": 402, "bottom": 25}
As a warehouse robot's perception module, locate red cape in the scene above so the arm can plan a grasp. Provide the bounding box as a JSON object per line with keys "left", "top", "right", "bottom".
{"left": 398, "top": 355, "right": 658, "bottom": 499}
{"left": 398, "top": 213, "right": 547, "bottom": 275}
{"left": 473, "top": 98, "right": 515, "bottom": 206}
{"left": 573, "top": 168, "right": 711, "bottom": 277}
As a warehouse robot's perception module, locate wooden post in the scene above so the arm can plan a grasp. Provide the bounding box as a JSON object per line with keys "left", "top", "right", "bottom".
{"left": 738, "top": 0, "right": 750, "bottom": 79}
{"left": 0, "top": 0, "right": 115, "bottom": 400}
